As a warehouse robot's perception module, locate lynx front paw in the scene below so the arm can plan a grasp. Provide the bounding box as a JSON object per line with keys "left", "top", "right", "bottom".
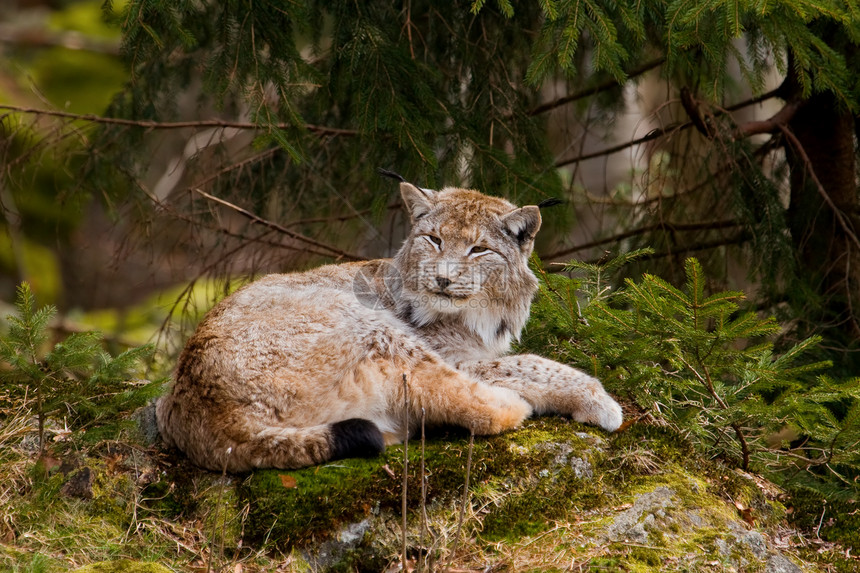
{"left": 542, "top": 369, "right": 623, "bottom": 432}
{"left": 479, "top": 387, "right": 532, "bottom": 435}
{"left": 589, "top": 395, "right": 623, "bottom": 432}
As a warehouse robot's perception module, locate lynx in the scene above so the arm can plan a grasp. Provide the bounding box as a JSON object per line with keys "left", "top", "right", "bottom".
{"left": 156, "top": 181, "right": 623, "bottom": 472}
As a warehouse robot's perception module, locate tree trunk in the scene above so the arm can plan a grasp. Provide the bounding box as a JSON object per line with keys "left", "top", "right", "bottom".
{"left": 784, "top": 84, "right": 860, "bottom": 343}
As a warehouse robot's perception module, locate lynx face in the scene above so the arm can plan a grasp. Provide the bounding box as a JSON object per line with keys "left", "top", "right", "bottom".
{"left": 394, "top": 184, "right": 541, "bottom": 340}
{"left": 409, "top": 219, "right": 509, "bottom": 312}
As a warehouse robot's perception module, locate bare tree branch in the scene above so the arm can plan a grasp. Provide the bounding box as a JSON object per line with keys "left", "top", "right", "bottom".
{"left": 189, "top": 187, "right": 366, "bottom": 261}
{"left": 0, "top": 26, "right": 120, "bottom": 55}
{"left": 681, "top": 86, "right": 802, "bottom": 139}
{"left": 284, "top": 202, "right": 403, "bottom": 228}
{"left": 184, "top": 147, "right": 280, "bottom": 195}
{"left": 0, "top": 104, "right": 359, "bottom": 137}
{"left": 780, "top": 125, "right": 860, "bottom": 252}
{"left": 733, "top": 100, "right": 801, "bottom": 138}
{"left": 555, "top": 123, "right": 677, "bottom": 168}
{"left": 528, "top": 58, "right": 666, "bottom": 117}
{"left": 541, "top": 219, "right": 741, "bottom": 261}
{"left": 555, "top": 88, "right": 782, "bottom": 168}
{"left": 565, "top": 232, "right": 752, "bottom": 268}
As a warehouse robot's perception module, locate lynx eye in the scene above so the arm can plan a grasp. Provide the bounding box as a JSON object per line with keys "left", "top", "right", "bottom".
{"left": 469, "top": 245, "right": 490, "bottom": 256}
{"left": 423, "top": 235, "right": 442, "bottom": 250}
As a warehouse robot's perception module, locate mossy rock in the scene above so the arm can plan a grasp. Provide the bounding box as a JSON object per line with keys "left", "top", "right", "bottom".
{"left": 238, "top": 417, "right": 608, "bottom": 549}
{"left": 234, "top": 417, "right": 828, "bottom": 571}
{"left": 70, "top": 560, "right": 171, "bottom": 573}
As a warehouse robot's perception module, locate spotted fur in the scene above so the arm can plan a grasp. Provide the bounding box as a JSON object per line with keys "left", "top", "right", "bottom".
{"left": 156, "top": 183, "right": 622, "bottom": 472}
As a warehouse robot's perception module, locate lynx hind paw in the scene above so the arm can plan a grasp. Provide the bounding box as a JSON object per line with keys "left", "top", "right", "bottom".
{"left": 330, "top": 418, "right": 385, "bottom": 460}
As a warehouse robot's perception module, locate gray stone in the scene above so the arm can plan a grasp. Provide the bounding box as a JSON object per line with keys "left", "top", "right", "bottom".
{"left": 738, "top": 531, "right": 768, "bottom": 559}
{"left": 765, "top": 554, "right": 804, "bottom": 573}
{"left": 132, "top": 399, "right": 160, "bottom": 445}
{"left": 61, "top": 466, "right": 94, "bottom": 499}
{"left": 304, "top": 519, "right": 373, "bottom": 571}
{"left": 337, "top": 519, "right": 371, "bottom": 545}
{"left": 686, "top": 510, "right": 705, "bottom": 527}
{"left": 607, "top": 486, "right": 676, "bottom": 542}
{"left": 643, "top": 513, "right": 656, "bottom": 529}
{"left": 626, "top": 522, "right": 649, "bottom": 544}
{"left": 570, "top": 456, "right": 593, "bottom": 479}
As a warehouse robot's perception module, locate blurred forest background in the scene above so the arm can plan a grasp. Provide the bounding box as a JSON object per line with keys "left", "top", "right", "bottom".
{"left": 1, "top": 0, "right": 860, "bottom": 568}
{"left": 2, "top": 0, "right": 859, "bottom": 368}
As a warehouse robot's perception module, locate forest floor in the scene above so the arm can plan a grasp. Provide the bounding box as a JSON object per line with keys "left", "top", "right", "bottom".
{"left": 0, "top": 404, "right": 858, "bottom": 572}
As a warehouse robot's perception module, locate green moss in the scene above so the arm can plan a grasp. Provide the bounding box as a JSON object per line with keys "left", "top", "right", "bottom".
{"left": 70, "top": 560, "right": 171, "bottom": 573}
{"left": 138, "top": 478, "right": 184, "bottom": 516}
{"left": 238, "top": 418, "right": 612, "bottom": 549}
{"left": 3, "top": 412, "right": 846, "bottom": 571}
{"left": 239, "top": 430, "right": 482, "bottom": 547}
{"left": 88, "top": 467, "right": 136, "bottom": 526}
{"left": 479, "top": 464, "right": 606, "bottom": 541}
{"left": 136, "top": 459, "right": 213, "bottom": 520}
{"left": 588, "top": 556, "right": 623, "bottom": 571}
{"left": 627, "top": 545, "right": 664, "bottom": 566}
{"left": 199, "top": 478, "right": 243, "bottom": 554}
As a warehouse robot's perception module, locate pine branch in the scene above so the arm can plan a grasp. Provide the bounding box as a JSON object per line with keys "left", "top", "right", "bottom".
{"left": 585, "top": 232, "right": 751, "bottom": 265}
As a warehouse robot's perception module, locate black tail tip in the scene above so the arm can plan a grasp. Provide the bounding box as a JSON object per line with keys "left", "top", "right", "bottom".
{"left": 330, "top": 418, "right": 385, "bottom": 460}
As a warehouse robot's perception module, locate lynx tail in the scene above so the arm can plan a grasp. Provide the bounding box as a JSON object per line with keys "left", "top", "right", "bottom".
{"left": 157, "top": 397, "right": 384, "bottom": 472}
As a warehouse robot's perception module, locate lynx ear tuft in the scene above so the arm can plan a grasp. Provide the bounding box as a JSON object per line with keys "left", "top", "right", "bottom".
{"left": 377, "top": 167, "right": 407, "bottom": 183}
{"left": 502, "top": 206, "right": 541, "bottom": 245}
{"left": 401, "top": 182, "right": 436, "bottom": 221}
{"left": 537, "top": 197, "right": 564, "bottom": 209}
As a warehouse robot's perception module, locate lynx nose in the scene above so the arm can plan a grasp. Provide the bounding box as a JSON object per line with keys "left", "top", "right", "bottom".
{"left": 435, "top": 276, "right": 452, "bottom": 290}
